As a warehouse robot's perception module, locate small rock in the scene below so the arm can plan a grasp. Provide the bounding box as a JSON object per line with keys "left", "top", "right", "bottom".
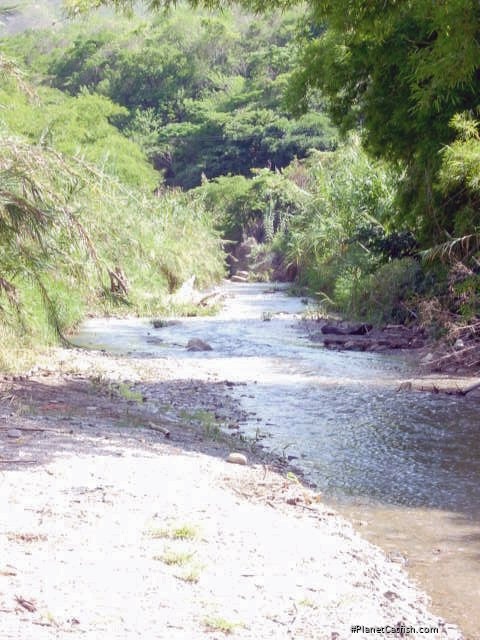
{"left": 454, "top": 338, "right": 465, "bottom": 350}
{"left": 421, "top": 352, "right": 434, "bottom": 363}
{"left": 231, "top": 275, "right": 248, "bottom": 283}
{"left": 7, "top": 429, "right": 22, "bottom": 439}
{"left": 152, "top": 319, "right": 179, "bottom": 329}
{"left": 226, "top": 452, "right": 247, "bottom": 465}
{"left": 187, "top": 338, "right": 213, "bottom": 352}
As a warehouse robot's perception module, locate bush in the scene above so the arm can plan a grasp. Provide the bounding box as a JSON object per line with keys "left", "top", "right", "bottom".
{"left": 341, "top": 258, "right": 423, "bottom": 323}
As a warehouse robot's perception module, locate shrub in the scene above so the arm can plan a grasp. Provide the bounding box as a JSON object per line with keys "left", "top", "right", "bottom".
{"left": 341, "top": 258, "right": 423, "bottom": 324}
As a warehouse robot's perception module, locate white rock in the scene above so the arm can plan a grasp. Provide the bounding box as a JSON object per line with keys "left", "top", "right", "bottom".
{"left": 226, "top": 452, "right": 248, "bottom": 466}
{"left": 421, "top": 352, "right": 434, "bottom": 363}
{"left": 7, "top": 429, "right": 22, "bottom": 439}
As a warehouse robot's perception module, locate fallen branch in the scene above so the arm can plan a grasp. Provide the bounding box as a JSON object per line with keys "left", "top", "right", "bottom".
{"left": 426, "top": 344, "right": 477, "bottom": 366}
{"left": 0, "top": 459, "right": 38, "bottom": 464}
{"left": 0, "top": 426, "right": 46, "bottom": 433}
{"left": 147, "top": 421, "right": 170, "bottom": 438}
{"left": 462, "top": 381, "right": 480, "bottom": 395}
{"left": 15, "top": 596, "right": 36, "bottom": 613}
{"left": 198, "top": 291, "right": 224, "bottom": 307}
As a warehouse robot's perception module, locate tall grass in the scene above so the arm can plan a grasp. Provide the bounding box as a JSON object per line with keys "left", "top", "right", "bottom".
{"left": 0, "top": 130, "right": 224, "bottom": 370}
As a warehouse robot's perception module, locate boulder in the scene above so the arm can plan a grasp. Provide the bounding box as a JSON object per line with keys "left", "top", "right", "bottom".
{"left": 321, "top": 322, "right": 372, "bottom": 336}
{"left": 321, "top": 324, "right": 346, "bottom": 335}
{"left": 186, "top": 338, "right": 213, "bottom": 352}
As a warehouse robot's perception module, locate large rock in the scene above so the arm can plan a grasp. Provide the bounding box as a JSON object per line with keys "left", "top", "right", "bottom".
{"left": 226, "top": 452, "right": 247, "bottom": 465}
{"left": 186, "top": 338, "right": 213, "bottom": 352}
{"left": 321, "top": 322, "right": 372, "bottom": 336}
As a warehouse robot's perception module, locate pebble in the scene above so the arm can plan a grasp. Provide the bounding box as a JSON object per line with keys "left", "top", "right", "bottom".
{"left": 226, "top": 452, "right": 248, "bottom": 465}
{"left": 7, "top": 429, "right": 22, "bottom": 439}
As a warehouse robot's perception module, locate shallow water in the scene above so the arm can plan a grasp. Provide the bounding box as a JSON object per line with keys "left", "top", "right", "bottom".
{"left": 75, "top": 282, "right": 480, "bottom": 637}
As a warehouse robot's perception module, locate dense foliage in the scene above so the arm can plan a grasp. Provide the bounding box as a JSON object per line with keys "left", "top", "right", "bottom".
{"left": 0, "top": 58, "right": 224, "bottom": 367}
{"left": 5, "top": 9, "right": 335, "bottom": 188}
{"left": 2, "top": 0, "right": 480, "bottom": 343}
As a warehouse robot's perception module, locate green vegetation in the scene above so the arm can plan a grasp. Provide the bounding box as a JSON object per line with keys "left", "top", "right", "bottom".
{"left": 148, "top": 523, "right": 200, "bottom": 540}
{"left": 0, "top": 29, "right": 224, "bottom": 365}
{"left": 5, "top": 8, "right": 335, "bottom": 188}
{"left": 156, "top": 549, "right": 196, "bottom": 566}
{"left": 2, "top": 0, "right": 480, "bottom": 349}
{"left": 175, "top": 566, "right": 202, "bottom": 583}
{"left": 203, "top": 616, "right": 243, "bottom": 635}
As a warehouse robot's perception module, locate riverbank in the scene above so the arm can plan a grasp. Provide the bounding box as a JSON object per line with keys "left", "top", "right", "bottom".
{"left": 301, "top": 316, "right": 480, "bottom": 396}
{"left": 0, "top": 346, "right": 463, "bottom": 639}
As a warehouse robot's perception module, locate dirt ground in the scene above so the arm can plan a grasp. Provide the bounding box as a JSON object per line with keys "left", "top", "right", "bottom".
{"left": 0, "top": 348, "right": 464, "bottom": 639}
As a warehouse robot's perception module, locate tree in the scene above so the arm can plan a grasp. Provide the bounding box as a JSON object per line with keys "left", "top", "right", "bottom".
{"left": 64, "top": 0, "right": 480, "bottom": 239}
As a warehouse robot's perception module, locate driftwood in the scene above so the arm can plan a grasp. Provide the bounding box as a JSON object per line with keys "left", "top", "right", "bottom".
{"left": 147, "top": 421, "right": 170, "bottom": 438}
{"left": 462, "top": 380, "right": 480, "bottom": 395}
{"left": 198, "top": 291, "right": 223, "bottom": 307}
{"left": 397, "top": 377, "right": 480, "bottom": 396}
{"left": 109, "top": 266, "right": 128, "bottom": 296}
{"left": 0, "top": 426, "right": 46, "bottom": 433}
{"left": 15, "top": 596, "right": 36, "bottom": 613}
{"left": 425, "top": 344, "right": 477, "bottom": 366}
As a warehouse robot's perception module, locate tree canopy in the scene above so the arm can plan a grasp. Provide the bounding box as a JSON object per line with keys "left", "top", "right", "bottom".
{"left": 6, "top": 7, "right": 335, "bottom": 188}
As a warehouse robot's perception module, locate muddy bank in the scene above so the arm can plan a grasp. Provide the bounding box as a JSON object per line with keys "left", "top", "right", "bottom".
{"left": 0, "top": 347, "right": 462, "bottom": 639}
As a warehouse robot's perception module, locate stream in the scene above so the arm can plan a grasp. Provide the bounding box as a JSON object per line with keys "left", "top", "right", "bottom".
{"left": 75, "top": 282, "right": 480, "bottom": 637}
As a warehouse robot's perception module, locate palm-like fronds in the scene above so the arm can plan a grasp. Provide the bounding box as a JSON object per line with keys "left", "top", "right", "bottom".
{"left": 0, "top": 134, "right": 102, "bottom": 336}
{"left": 421, "top": 234, "right": 480, "bottom": 264}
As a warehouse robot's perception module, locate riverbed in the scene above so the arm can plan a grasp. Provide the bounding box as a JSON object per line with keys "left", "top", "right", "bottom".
{"left": 75, "top": 282, "right": 480, "bottom": 638}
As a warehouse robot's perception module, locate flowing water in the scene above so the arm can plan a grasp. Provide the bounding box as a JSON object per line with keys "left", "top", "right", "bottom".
{"left": 75, "top": 282, "right": 480, "bottom": 638}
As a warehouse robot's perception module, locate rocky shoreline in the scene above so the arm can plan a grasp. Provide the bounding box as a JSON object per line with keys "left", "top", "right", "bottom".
{"left": 302, "top": 316, "right": 480, "bottom": 396}
{"left": 302, "top": 318, "right": 426, "bottom": 352}
{"left": 0, "top": 346, "right": 464, "bottom": 639}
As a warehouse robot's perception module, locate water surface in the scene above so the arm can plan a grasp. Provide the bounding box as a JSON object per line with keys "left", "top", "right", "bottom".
{"left": 75, "top": 282, "right": 480, "bottom": 636}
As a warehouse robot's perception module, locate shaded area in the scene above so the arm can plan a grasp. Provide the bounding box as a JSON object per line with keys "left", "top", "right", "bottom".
{"left": 0, "top": 368, "right": 282, "bottom": 475}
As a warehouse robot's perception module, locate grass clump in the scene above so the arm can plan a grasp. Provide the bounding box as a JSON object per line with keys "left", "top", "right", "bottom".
{"left": 298, "top": 597, "right": 317, "bottom": 609}
{"left": 203, "top": 616, "right": 243, "bottom": 635}
{"left": 155, "top": 549, "right": 196, "bottom": 566}
{"left": 115, "top": 383, "right": 143, "bottom": 403}
{"left": 180, "top": 409, "right": 222, "bottom": 440}
{"left": 148, "top": 523, "right": 199, "bottom": 541}
{"left": 175, "top": 566, "right": 202, "bottom": 584}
